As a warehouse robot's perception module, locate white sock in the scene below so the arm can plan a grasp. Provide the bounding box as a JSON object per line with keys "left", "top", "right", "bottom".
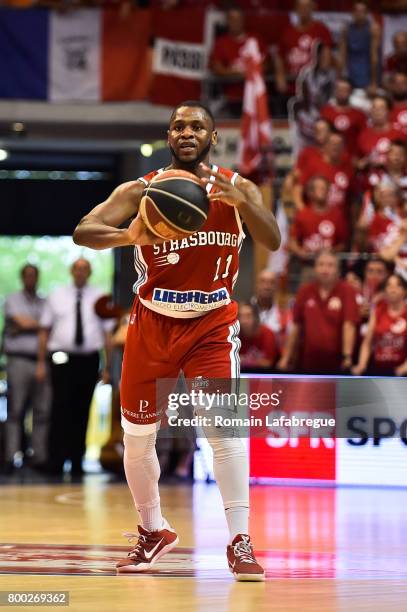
{"left": 123, "top": 432, "right": 164, "bottom": 531}
{"left": 207, "top": 436, "right": 249, "bottom": 543}
{"left": 225, "top": 507, "right": 249, "bottom": 543}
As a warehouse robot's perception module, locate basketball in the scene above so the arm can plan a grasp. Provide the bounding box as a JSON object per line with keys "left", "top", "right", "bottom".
{"left": 139, "top": 169, "right": 209, "bottom": 240}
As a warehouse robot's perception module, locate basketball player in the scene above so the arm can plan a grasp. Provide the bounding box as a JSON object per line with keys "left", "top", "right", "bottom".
{"left": 73, "top": 101, "right": 280, "bottom": 581}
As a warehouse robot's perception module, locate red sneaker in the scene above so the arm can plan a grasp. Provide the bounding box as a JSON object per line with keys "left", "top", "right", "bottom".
{"left": 116, "top": 521, "right": 179, "bottom": 573}
{"left": 227, "top": 534, "right": 265, "bottom": 581}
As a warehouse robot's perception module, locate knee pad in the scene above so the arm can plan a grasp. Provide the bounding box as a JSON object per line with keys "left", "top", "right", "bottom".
{"left": 123, "top": 432, "right": 157, "bottom": 462}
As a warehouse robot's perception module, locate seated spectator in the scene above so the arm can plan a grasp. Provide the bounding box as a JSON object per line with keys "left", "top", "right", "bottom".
{"left": 274, "top": 0, "right": 333, "bottom": 96}
{"left": 250, "top": 269, "right": 292, "bottom": 349}
{"left": 380, "top": 198, "right": 407, "bottom": 280}
{"left": 238, "top": 302, "right": 279, "bottom": 372}
{"left": 348, "top": 257, "right": 391, "bottom": 332}
{"left": 278, "top": 250, "right": 359, "bottom": 374}
{"left": 352, "top": 273, "right": 407, "bottom": 376}
{"left": 363, "top": 140, "right": 407, "bottom": 207}
{"left": 358, "top": 180, "right": 404, "bottom": 253}
{"left": 357, "top": 94, "right": 405, "bottom": 170}
{"left": 388, "top": 72, "right": 407, "bottom": 137}
{"left": 320, "top": 77, "right": 367, "bottom": 157}
{"left": 384, "top": 31, "right": 407, "bottom": 77}
{"left": 209, "top": 6, "right": 267, "bottom": 116}
{"left": 293, "top": 130, "right": 355, "bottom": 216}
{"left": 289, "top": 177, "right": 347, "bottom": 274}
{"left": 338, "top": 0, "right": 381, "bottom": 95}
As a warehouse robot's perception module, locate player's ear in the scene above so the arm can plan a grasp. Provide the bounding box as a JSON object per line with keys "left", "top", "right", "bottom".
{"left": 211, "top": 131, "right": 218, "bottom": 146}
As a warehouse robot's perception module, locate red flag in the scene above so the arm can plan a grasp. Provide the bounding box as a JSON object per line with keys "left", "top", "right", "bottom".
{"left": 239, "top": 37, "right": 273, "bottom": 180}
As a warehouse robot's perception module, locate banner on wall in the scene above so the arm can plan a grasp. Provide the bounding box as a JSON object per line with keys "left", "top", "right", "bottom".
{"left": 149, "top": 8, "right": 207, "bottom": 106}
{"left": 0, "top": 7, "right": 152, "bottom": 101}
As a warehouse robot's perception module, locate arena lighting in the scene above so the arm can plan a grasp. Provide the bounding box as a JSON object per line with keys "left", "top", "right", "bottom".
{"left": 140, "top": 143, "right": 153, "bottom": 157}
{"left": 0, "top": 149, "right": 9, "bottom": 161}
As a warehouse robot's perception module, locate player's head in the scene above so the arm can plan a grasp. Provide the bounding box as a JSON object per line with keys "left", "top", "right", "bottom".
{"left": 20, "top": 263, "right": 39, "bottom": 292}
{"left": 168, "top": 101, "right": 217, "bottom": 170}
{"left": 71, "top": 258, "right": 92, "bottom": 288}
{"left": 314, "top": 250, "right": 339, "bottom": 286}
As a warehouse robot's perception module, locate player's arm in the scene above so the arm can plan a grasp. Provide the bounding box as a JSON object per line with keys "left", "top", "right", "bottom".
{"left": 200, "top": 165, "right": 281, "bottom": 251}
{"left": 73, "top": 180, "right": 161, "bottom": 250}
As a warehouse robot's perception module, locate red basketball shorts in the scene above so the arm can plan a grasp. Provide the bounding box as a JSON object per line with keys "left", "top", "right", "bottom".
{"left": 120, "top": 298, "right": 240, "bottom": 435}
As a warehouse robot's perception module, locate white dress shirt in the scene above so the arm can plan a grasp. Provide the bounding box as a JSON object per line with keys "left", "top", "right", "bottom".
{"left": 40, "top": 284, "right": 108, "bottom": 354}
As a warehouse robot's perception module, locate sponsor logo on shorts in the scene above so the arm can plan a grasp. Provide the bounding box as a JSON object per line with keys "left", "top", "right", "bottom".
{"left": 152, "top": 288, "right": 230, "bottom": 311}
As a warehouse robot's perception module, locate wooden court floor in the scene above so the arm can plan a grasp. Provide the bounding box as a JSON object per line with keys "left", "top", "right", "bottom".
{"left": 1, "top": 477, "right": 407, "bottom": 611}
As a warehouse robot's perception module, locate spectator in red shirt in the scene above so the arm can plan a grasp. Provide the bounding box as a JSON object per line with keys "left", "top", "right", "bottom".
{"left": 239, "top": 302, "right": 279, "bottom": 372}
{"left": 320, "top": 77, "right": 367, "bottom": 157}
{"left": 388, "top": 72, "right": 407, "bottom": 137}
{"left": 360, "top": 180, "right": 404, "bottom": 254}
{"left": 357, "top": 95, "right": 404, "bottom": 170}
{"left": 294, "top": 130, "right": 355, "bottom": 215}
{"left": 380, "top": 199, "right": 407, "bottom": 281}
{"left": 384, "top": 31, "right": 407, "bottom": 77}
{"left": 274, "top": 0, "right": 333, "bottom": 96}
{"left": 359, "top": 140, "right": 407, "bottom": 221}
{"left": 278, "top": 250, "right": 359, "bottom": 374}
{"left": 250, "top": 269, "right": 293, "bottom": 350}
{"left": 209, "top": 7, "right": 267, "bottom": 116}
{"left": 289, "top": 176, "right": 347, "bottom": 269}
{"left": 352, "top": 273, "right": 407, "bottom": 376}
{"left": 282, "top": 118, "right": 332, "bottom": 205}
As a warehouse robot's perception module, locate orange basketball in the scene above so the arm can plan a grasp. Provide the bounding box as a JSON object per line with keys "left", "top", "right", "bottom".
{"left": 139, "top": 169, "right": 209, "bottom": 240}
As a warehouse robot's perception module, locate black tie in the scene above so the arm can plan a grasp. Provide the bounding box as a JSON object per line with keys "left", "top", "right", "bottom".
{"left": 75, "top": 290, "right": 84, "bottom": 346}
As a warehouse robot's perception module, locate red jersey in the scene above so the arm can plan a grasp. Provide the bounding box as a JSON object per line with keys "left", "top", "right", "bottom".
{"left": 294, "top": 280, "right": 359, "bottom": 373}
{"left": 299, "top": 155, "right": 355, "bottom": 213}
{"left": 296, "top": 145, "right": 322, "bottom": 174}
{"left": 240, "top": 325, "right": 278, "bottom": 369}
{"left": 390, "top": 103, "right": 407, "bottom": 137}
{"left": 357, "top": 126, "right": 405, "bottom": 166}
{"left": 278, "top": 21, "right": 333, "bottom": 79}
{"left": 320, "top": 103, "right": 366, "bottom": 154}
{"left": 291, "top": 205, "right": 347, "bottom": 253}
{"left": 135, "top": 165, "right": 244, "bottom": 318}
{"left": 372, "top": 301, "right": 407, "bottom": 372}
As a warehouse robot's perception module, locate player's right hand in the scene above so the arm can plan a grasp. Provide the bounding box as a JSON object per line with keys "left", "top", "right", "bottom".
{"left": 125, "top": 214, "right": 165, "bottom": 246}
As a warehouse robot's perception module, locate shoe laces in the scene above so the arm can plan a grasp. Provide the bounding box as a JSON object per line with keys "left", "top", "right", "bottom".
{"left": 233, "top": 536, "right": 256, "bottom": 564}
{"left": 122, "top": 531, "right": 147, "bottom": 559}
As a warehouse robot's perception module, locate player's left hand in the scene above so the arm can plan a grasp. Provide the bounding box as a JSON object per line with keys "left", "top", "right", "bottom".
{"left": 199, "top": 164, "right": 247, "bottom": 209}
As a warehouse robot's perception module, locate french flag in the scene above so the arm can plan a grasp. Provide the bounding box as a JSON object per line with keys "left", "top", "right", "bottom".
{"left": 0, "top": 7, "right": 152, "bottom": 101}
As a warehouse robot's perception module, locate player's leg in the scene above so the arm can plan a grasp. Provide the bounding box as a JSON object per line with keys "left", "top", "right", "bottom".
{"left": 182, "top": 305, "right": 264, "bottom": 581}
{"left": 116, "top": 299, "right": 179, "bottom": 572}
